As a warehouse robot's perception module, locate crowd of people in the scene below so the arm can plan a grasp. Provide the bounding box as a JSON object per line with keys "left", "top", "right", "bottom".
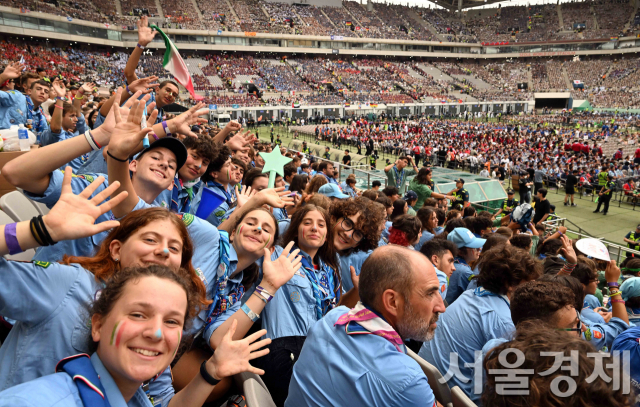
{"left": 7, "top": 0, "right": 640, "bottom": 42}
{"left": 4, "top": 16, "right": 640, "bottom": 407}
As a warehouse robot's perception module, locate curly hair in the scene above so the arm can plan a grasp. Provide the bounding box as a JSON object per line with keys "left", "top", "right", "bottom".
{"left": 511, "top": 281, "right": 576, "bottom": 326}
{"left": 482, "top": 321, "right": 634, "bottom": 407}
{"left": 330, "top": 196, "right": 384, "bottom": 254}
{"left": 476, "top": 246, "right": 542, "bottom": 295}
{"left": 538, "top": 274, "right": 585, "bottom": 311}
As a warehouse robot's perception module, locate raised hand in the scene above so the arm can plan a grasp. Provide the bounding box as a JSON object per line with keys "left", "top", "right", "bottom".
{"left": 109, "top": 97, "right": 156, "bottom": 159}
{"left": 227, "top": 129, "right": 257, "bottom": 152}
{"left": 205, "top": 320, "right": 271, "bottom": 379}
{"left": 128, "top": 75, "right": 159, "bottom": 94}
{"left": 80, "top": 82, "right": 96, "bottom": 95}
{"left": 1, "top": 61, "right": 25, "bottom": 80}
{"left": 93, "top": 87, "right": 148, "bottom": 146}
{"left": 224, "top": 120, "right": 242, "bottom": 133}
{"left": 235, "top": 185, "right": 255, "bottom": 208}
{"left": 168, "top": 102, "right": 208, "bottom": 137}
{"left": 261, "top": 241, "right": 302, "bottom": 292}
{"left": 42, "top": 168, "right": 128, "bottom": 243}
{"left": 559, "top": 234, "right": 577, "bottom": 264}
{"left": 137, "top": 16, "right": 157, "bottom": 46}
{"left": 255, "top": 187, "right": 295, "bottom": 208}
{"left": 51, "top": 78, "right": 66, "bottom": 99}
{"left": 604, "top": 260, "right": 621, "bottom": 284}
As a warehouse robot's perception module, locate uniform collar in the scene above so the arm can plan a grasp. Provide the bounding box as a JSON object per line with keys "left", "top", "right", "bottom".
{"left": 90, "top": 353, "right": 131, "bottom": 407}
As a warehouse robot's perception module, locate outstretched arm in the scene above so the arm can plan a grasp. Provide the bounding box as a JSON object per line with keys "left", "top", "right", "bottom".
{"left": 124, "top": 16, "right": 158, "bottom": 84}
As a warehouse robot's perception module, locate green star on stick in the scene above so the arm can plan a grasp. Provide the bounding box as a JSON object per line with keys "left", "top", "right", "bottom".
{"left": 260, "top": 145, "right": 293, "bottom": 188}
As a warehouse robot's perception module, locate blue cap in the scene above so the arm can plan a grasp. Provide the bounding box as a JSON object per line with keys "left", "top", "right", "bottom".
{"left": 318, "top": 184, "right": 349, "bottom": 199}
{"left": 447, "top": 227, "right": 486, "bottom": 249}
{"left": 403, "top": 190, "right": 418, "bottom": 201}
{"left": 621, "top": 277, "right": 640, "bottom": 302}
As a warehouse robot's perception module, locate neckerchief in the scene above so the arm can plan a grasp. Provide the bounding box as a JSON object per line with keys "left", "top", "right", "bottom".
{"left": 207, "top": 180, "right": 232, "bottom": 205}
{"left": 26, "top": 96, "right": 46, "bottom": 134}
{"left": 299, "top": 253, "right": 338, "bottom": 320}
{"left": 204, "top": 231, "right": 244, "bottom": 332}
{"left": 334, "top": 302, "right": 405, "bottom": 352}
{"left": 170, "top": 177, "right": 199, "bottom": 213}
{"left": 392, "top": 166, "right": 404, "bottom": 189}
{"left": 474, "top": 286, "right": 510, "bottom": 308}
{"left": 56, "top": 354, "right": 111, "bottom": 407}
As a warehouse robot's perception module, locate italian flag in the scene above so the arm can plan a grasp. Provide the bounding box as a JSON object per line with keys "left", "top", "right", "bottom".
{"left": 150, "top": 24, "right": 202, "bottom": 101}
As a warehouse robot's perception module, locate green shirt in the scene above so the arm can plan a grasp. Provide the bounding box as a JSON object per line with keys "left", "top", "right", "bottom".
{"left": 386, "top": 166, "right": 417, "bottom": 195}
{"left": 407, "top": 206, "right": 417, "bottom": 216}
{"left": 408, "top": 178, "right": 433, "bottom": 210}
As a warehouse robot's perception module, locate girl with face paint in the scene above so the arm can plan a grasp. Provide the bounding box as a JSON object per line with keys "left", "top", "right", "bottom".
{"left": 0, "top": 265, "right": 270, "bottom": 407}
{"left": 254, "top": 205, "right": 341, "bottom": 406}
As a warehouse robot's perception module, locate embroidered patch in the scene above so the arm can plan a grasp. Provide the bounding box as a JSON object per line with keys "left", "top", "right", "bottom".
{"left": 33, "top": 261, "right": 51, "bottom": 268}
{"left": 77, "top": 174, "right": 95, "bottom": 183}
{"left": 593, "top": 330, "right": 602, "bottom": 340}
{"left": 214, "top": 209, "right": 226, "bottom": 218}
{"left": 290, "top": 291, "right": 301, "bottom": 303}
{"left": 179, "top": 213, "right": 194, "bottom": 226}
{"left": 583, "top": 328, "right": 592, "bottom": 341}
{"left": 195, "top": 268, "right": 207, "bottom": 284}
{"left": 441, "top": 284, "right": 446, "bottom": 293}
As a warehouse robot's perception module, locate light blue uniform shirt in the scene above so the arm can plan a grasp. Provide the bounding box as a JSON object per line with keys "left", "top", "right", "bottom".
{"left": 41, "top": 116, "right": 90, "bottom": 172}
{"left": 76, "top": 148, "right": 108, "bottom": 175}
{"left": 381, "top": 220, "right": 393, "bottom": 240}
{"left": 25, "top": 170, "right": 112, "bottom": 262}
{"left": 435, "top": 267, "right": 449, "bottom": 301}
{"left": 419, "top": 287, "right": 513, "bottom": 403}
{"left": 285, "top": 306, "right": 436, "bottom": 407}
{"left": 339, "top": 250, "right": 371, "bottom": 293}
{"left": 580, "top": 314, "right": 630, "bottom": 352}
{"left": 0, "top": 353, "right": 151, "bottom": 407}
{"left": 583, "top": 293, "right": 601, "bottom": 309}
{"left": 260, "top": 246, "right": 338, "bottom": 340}
{"left": 191, "top": 183, "right": 233, "bottom": 227}
{"left": 414, "top": 230, "right": 434, "bottom": 251}
{"left": 0, "top": 90, "right": 27, "bottom": 128}
{"left": 445, "top": 257, "right": 474, "bottom": 305}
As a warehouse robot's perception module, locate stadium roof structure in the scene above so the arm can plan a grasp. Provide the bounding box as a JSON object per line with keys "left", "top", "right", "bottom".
{"left": 425, "top": 0, "right": 506, "bottom": 11}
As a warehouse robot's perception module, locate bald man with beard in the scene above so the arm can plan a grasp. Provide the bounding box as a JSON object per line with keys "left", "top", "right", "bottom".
{"left": 285, "top": 246, "right": 445, "bottom": 407}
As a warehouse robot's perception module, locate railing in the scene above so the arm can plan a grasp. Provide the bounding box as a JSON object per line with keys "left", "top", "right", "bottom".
{"left": 542, "top": 217, "right": 640, "bottom": 263}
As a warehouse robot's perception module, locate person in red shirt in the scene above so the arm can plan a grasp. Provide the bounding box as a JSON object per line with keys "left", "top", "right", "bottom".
{"left": 572, "top": 140, "right": 583, "bottom": 154}
{"left": 634, "top": 147, "right": 640, "bottom": 165}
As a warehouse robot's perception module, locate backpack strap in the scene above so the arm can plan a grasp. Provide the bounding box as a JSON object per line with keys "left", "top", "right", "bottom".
{"left": 56, "top": 354, "right": 111, "bottom": 407}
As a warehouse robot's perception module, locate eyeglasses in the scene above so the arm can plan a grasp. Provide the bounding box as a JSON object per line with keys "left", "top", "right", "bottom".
{"left": 558, "top": 309, "right": 582, "bottom": 335}
{"left": 338, "top": 218, "right": 364, "bottom": 243}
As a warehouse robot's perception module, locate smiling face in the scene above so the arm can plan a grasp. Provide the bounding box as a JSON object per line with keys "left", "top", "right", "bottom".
{"left": 179, "top": 148, "right": 209, "bottom": 182}
{"left": 92, "top": 276, "right": 186, "bottom": 387}
{"left": 109, "top": 220, "right": 183, "bottom": 271}
{"left": 233, "top": 210, "right": 277, "bottom": 256}
{"left": 130, "top": 147, "right": 177, "bottom": 192}
{"left": 298, "top": 210, "right": 327, "bottom": 254}
{"left": 156, "top": 83, "right": 179, "bottom": 108}
{"left": 333, "top": 213, "right": 362, "bottom": 252}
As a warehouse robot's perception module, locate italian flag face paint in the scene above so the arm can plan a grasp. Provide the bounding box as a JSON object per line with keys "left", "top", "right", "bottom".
{"left": 110, "top": 321, "right": 126, "bottom": 347}
{"left": 237, "top": 225, "right": 244, "bottom": 237}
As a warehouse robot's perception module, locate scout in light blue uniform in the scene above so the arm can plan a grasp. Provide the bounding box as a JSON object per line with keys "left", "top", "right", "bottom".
{"left": 339, "top": 250, "right": 371, "bottom": 293}
{"left": 611, "top": 326, "right": 640, "bottom": 407}
{"left": 285, "top": 306, "right": 436, "bottom": 407}
{"left": 414, "top": 230, "right": 434, "bottom": 251}
{"left": 260, "top": 246, "right": 340, "bottom": 340}
{"left": 435, "top": 267, "right": 449, "bottom": 300}
{"left": 621, "top": 277, "right": 640, "bottom": 326}
{"left": 419, "top": 287, "right": 513, "bottom": 404}
{"left": 0, "top": 89, "right": 27, "bottom": 127}
{"left": 444, "top": 228, "right": 485, "bottom": 305}
{"left": 25, "top": 170, "right": 112, "bottom": 262}
{"left": 40, "top": 115, "right": 90, "bottom": 172}
{"left": 0, "top": 353, "right": 151, "bottom": 407}
{"left": 26, "top": 95, "right": 49, "bottom": 137}
{"left": 583, "top": 293, "right": 601, "bottom": 310}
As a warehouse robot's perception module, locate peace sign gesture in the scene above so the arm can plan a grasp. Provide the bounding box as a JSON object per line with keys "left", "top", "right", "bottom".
{"left": 260, "top": 241, "right": 302, "bottom": 293}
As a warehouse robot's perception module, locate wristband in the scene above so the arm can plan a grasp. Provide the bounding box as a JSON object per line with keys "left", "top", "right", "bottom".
{"left": 4, "top": 223, "right": 22, "bottom": 255}
{"left": 199, "top": 361, "right": 221, "bottom": 386}
{"left": 126, "top": 85, "right": 134, "bottom": 96}
{"left": 255, "top": 285, "right": 274, "bottom": 303}
{"left": 609, "top": 291, "right": 622, "bottom": 297}
{"left": 84, "top": 130, "right": 100, "bottom": 151}
{"left": 74, "top": 94, "right": 84, "bottom": 100}
{"left": 252, "top": 291, "right": 268, "bottom": 304}
{"left": 107, "top": 150, "right": 129, "bottom": 163}
{"left": 162, "top": 121, "right": 172, "bottom": 137}
{"left": 607, "top": 282, "right": 620, "bottom": 287}
{"left": 137, "top": 43, "right": 146, "bottom": 50}
{"left": 54, "top": 104, "right": 63, "bottom": 109}
{"left": 150, "top": 132, "right": 159, "bottom": 141}
{"left": 89, "top": 130, "right": 102, "bottom": 149}
{"left": 610, "top": 299, "right": 625, "bottom": 304}
{"left": 37, "top": 215, "right": 56, "bottom": 246}
{"left": 241, "top": 303, "right": 260, "bottom": 322}
{"left": 29, "top": 217, "right": 45, "bottom": 246}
